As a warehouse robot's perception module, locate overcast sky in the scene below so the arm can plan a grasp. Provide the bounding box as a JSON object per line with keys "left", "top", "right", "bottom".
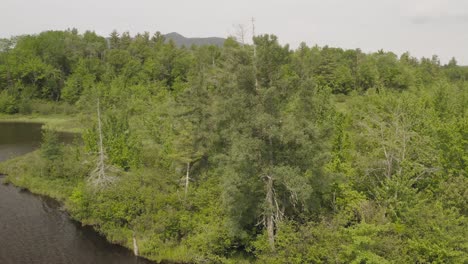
{"left": 2, "top": 0, "right": 467, "bottom": 64}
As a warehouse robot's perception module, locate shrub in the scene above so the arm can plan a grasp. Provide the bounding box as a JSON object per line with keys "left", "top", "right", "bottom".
{"left": 0, "top": 90, "right": 18, "bottom": 114}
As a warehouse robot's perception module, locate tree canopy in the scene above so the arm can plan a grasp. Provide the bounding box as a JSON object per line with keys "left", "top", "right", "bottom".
{"left": 0, "top": 29, "right": 467, "bottom": 263}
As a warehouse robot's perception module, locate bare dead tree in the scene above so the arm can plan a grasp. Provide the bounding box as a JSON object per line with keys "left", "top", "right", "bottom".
{"left": 132, "top": 231, "right": 139, "bottom": 256}
{"left": 184, "top": 162, "right": 190, "bottom": 200}
{"left": 265, "top": 175, "right": 275, "bottom": 250}
{"left": 88, "top": 98, "right": 118, "bottom": 188}
{"left": 252, "top": 17, "right": 259, "bottom": 90}
{"left": 233, "top": 24, "right": 248, "bottom": 46}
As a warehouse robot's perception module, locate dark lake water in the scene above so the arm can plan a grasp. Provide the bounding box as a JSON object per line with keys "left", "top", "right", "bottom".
{"left": 0, "top": 122, "right": 153, "bottom": 264}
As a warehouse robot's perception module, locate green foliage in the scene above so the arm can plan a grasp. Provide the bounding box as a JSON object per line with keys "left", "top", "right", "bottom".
{"left": 0, "top": 90, "right": 18, "bottom": 113}
{"left": 1, "top": 29, "right": 468, "bottom": 263}
{"left": 39, "top": 131, "right": 89, "bottom": 179}
{"left": 40, "top": 128, "right": 62, "bottom": 161}
{"left": 83, "top": 110, "right": 141, "bottom": 170}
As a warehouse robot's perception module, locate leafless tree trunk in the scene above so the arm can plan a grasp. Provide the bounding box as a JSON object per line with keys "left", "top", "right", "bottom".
{"left": 184, "top": 162, "right": 190, "bottom": 199}
{"left": 132, "top": 232, "right": 139, "bottom": 256}
{"left": 97, "top": 99, "right": 105, "bottom": 178}
{"left": 252, "top": 17, "right": 259, "bottom": 90}
{"left": 89, "top": 98, "right": 116, "bottom": 187}
{"left": 264, "top": 135, "right": 280, "bottom": 251}
{"left": 265, "top": 175, "right": 275, "bottom": 251}
{"left": 234, "top": 24, "right": 247, "bottom": 46}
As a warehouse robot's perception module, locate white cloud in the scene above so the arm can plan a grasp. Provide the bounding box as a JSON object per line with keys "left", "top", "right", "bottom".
{"left": 402, "top": 0, "right": 468, "bottom": 19}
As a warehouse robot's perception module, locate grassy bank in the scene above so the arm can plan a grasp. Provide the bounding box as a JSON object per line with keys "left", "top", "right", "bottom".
{"left": 0, "top": 151, "right": 77, "bottom": 202}
{"left": 0, "top": 114, "right": 86, "bottom": 133}
{"left": 0, "top": 148, "right": 233, "bottom": 264}
{"left": 0, "top": 151, "right": 146, "bottom": 260}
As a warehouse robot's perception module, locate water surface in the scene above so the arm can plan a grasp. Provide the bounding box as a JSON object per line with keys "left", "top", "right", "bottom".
{"left": 0, "top": 122, "right": 153, "bottom": 264}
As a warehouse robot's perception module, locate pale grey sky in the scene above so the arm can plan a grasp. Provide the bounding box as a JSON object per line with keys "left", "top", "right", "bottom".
{"left": 2, "top": 0, "right": 467, "bottom": 64}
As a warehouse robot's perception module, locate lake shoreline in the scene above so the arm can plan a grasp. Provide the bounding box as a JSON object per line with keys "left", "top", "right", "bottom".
{"left": 0, "top": 114, "right": 85, "bottom": 133}
{"left": 0, "top": 154, "right": 158, "bottom": 264}
{"left": 0, "top": 176, "right": 157, "bottom": 263}
{"left": 0, "top": 119, "right": 161, "bottom": 263}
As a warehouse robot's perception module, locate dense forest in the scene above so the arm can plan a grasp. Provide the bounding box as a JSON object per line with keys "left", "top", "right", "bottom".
{"left": 0, "top": 29, "right": 467, "bottom": 263}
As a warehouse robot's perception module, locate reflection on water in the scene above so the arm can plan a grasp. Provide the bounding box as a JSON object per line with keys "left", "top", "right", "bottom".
{"left": 0, "top": 122, "right": 42, "bottom": 162}
{"left": 0, "top": 184, "right": 153, "bottom": 264}
{"left": 0, "top": 122, "right": 154, "bottom": 264}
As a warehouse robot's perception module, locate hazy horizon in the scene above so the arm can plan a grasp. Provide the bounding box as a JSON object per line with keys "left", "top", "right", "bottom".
{"left": 2, "top": 0, "right": 467, "bottom": 65}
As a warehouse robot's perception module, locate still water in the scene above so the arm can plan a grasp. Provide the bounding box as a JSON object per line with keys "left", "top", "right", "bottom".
{"left": 0, "top": 122, "right": 153, "bottom": 264}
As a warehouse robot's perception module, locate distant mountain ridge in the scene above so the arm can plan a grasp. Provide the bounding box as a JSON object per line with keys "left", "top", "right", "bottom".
{"left": 164, "top": 32, "right": 225, "bottom": 47}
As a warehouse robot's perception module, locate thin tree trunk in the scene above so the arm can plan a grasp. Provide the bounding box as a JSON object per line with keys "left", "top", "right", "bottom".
{"left": 184, "top": 162, "right": 190, "bottom": 199}
{"left": 97, "top": 98, "right": 106, "bottom": 179}
{"left": 89, "top": 98, "right": 114, "bottom": 187}
{"left": 252, "top": 17, "right": 259, "bottom": 90}
{"left": 132, "top": 232, "right": 139, "bottom": 256}
{"left": 265, "top": 134, "right": 276, "bottom": 250}
{"left": 266, "top": 175, "right": 275, "bottom": 251}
